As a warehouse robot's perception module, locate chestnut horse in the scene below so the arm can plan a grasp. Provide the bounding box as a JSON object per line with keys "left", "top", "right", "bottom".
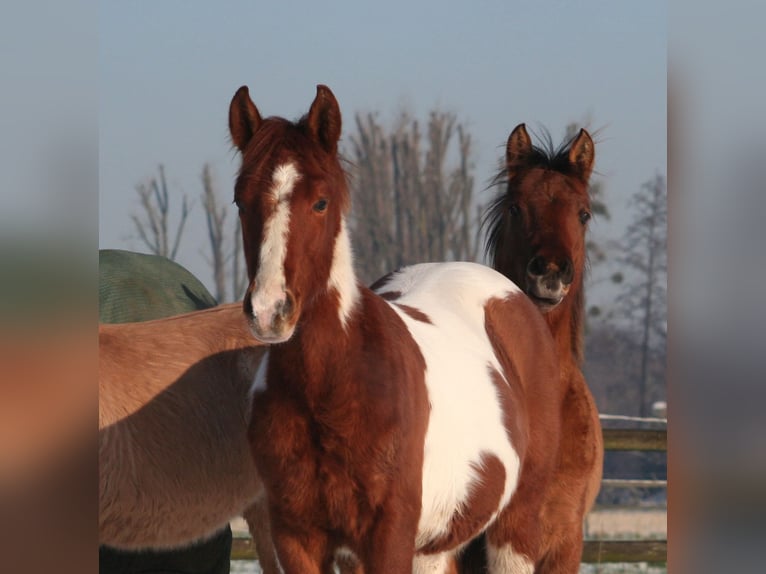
{"left": 229, "top": 84, "right": 564, "bottom": 573}
{"left": 473, "top": 124, "right": 604, "bottom": 573}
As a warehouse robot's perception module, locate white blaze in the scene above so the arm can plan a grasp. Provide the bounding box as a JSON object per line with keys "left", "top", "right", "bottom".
{"left": 249, "top": 163, "right": 299, "bottom": 326}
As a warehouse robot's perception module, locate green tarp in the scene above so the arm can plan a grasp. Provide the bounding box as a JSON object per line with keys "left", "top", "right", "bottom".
{"left": 99, "top": 249, "right": 217, "bottom": 323}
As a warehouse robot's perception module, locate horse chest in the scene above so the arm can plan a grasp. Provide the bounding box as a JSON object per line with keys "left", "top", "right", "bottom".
{"left": 249, "top": 388, "right": 392, "bottom": 533}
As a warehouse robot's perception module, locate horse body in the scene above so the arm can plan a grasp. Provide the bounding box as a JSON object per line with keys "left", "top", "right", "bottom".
{"left": 230, "top": 84, "right": 563, "bottom": 573}
{"left": 375, "top": 262, "right": 561, "bottom": 557}
{"left": 99, "top": 303, "right": 268, "bottom": 549}
{"left": 478, "top": 123, "right": 605, "bottom": 573}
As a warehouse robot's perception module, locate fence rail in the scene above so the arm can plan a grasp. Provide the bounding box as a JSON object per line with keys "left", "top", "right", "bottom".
{"left": 231, "top": 426, "right": 667, "bottom": 565}
{"left": 582, "top": 539, "right": 667, "bottom": 563}
{"left": 602, "top": 428, "right": 667, "bottom": 451}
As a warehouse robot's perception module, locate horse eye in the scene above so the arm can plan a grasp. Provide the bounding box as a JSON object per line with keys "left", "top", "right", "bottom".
{"left": 508, "top": 204, "right": 520, "bottom": 217}
{"left": 313, "top": 198, "right": 329, "bottom": 213}
{"left": 579, "top": 210, "right": 592, "bottom": 224}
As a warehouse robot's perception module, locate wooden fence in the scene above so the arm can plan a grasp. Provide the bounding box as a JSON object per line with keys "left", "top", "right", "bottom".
{"left": 582, "top": 426, "right": 667, "bottom": 564}
{"left": 231, "top": 425, "right": 667, "bottom": 565}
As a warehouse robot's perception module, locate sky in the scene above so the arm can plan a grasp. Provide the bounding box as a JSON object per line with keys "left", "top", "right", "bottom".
{"left": 98, "top": 0, "right": 667, "bottom": 304}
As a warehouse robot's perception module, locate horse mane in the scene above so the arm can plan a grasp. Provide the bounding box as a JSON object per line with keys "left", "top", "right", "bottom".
{"left": 570, "top": 281, "right": 585, "bottom": 365}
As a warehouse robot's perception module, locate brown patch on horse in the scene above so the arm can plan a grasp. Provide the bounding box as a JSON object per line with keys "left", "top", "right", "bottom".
{"left": 482, "top": 294, "right": 562, "bottom": 560}
{"left": 487, "top": 363, "right": 528, "bottom": 459}
{"left": 394, "top": 303, "right": 432, "bottom": 324}
{"left": 368, "top": 270, "right": 399, "bottom": 292}
{"left": 377, "top": 290, "right": 401, "bottom": 301}
{"left": 419, "top": 453, "right": 506, "bottom": 555}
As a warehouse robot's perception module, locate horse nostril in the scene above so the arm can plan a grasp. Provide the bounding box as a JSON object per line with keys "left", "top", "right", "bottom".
{"left": 527, "top": 256, "right": 547, "bottom": 277}
{"left": 243, "top": 291, "right": 254, "bottom": 316}
{"left": 281, "top": 290, "right": 295, "bottom": 320}
{"left": 560, "top": 260, "right": 574, "bottom": 285}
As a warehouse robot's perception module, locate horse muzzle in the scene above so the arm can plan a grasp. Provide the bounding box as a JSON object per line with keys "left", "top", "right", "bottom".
{"left": 243, "top": 287, "right": 298, "bottom": 344}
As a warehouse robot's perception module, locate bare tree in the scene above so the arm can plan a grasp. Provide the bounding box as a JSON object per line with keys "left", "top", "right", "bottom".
{"left": 201, "top": 164, "right": 227, "bottom": 303}
{"left": 131, "top": 165, "right": 190, "bottom": 260}
{"left": 616, "top": 172, "right": 667, "bottom": 417}
{"left": 200, "top": 163, "right": 248, "bottom": 303}
{"left": 346, "top": 109, "right": 479, "bottom": 284}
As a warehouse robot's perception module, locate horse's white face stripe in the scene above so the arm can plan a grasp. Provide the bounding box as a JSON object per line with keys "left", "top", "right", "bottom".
{"left": 328, "top": 218, "right": 360, "bottom": 329}
{"left": 249, "top": 163, "right": 299, "bottom": 326}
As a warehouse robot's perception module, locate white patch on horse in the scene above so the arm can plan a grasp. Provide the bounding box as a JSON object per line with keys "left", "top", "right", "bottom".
{"left": 374, "top": 262, "right": 524, "bottom": 550}
{"left": 413, "top": 551, "right": 454, "bottom": 573}
{"left": 334, "top": 546, "right": 359, "bottom": 570}
{"left": 249, "top": 163, "right": 300, "bottom": 327}
{"left": 328, "top": 217, "right": 360, "bottom": 329}
{"left": 487, "top": 540, "right": 534, "bottom": 573}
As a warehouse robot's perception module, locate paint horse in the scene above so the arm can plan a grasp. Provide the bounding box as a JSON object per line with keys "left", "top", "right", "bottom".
{"left": 475, "top": 124, "right": 605, "bottom": 573}
{"left": 229, "top": 84, "right": 564, "bottom": 573}
{"left": 98, "top": 249, "right": 281, "bottom": 573}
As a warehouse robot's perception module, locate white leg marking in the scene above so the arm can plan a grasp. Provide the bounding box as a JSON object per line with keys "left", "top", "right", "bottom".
{"left": 250, "top": 163, "right": 300, "bottom": 325}
{"left": 487, "top": 540, "right": 534, "bottom": 574}
{"left": 335, "top": 546, "right": 360, "bottom": 571}
{"left": 413, "top": 552, "right": 453, "bottom": 574}
{"left": 328, "top": 217, "right": 360, "bottom": 329}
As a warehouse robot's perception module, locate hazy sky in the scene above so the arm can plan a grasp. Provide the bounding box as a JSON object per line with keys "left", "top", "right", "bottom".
{"left": 99, "top": 0, "right": 666, "bottom": 299}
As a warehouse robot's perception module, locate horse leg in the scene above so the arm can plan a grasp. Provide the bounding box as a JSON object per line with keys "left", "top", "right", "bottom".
{"left": 335, "top": 548, "right": 364, "bottom": 574}
{"left": 483, "top": 479, "right": 546, "bottom": 574}
{"left": 241, "top": 499, "right": 280, "bottom": 574}
{"left": 535, "top": 523, "right": 584, "bottom": 574}
{"left": 361, "top": 509, "right": 418, "bottom": 574}
{"left": 269, "top": 523, "right": 329, "bottom": 574}
{"left": 485, "top": 540, "right": 535, "bottom": 574}
{"left": 413, "top": 551, "right": 458, "bottom": 574}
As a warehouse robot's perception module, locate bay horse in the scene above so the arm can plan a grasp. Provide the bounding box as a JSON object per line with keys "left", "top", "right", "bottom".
{"left": 229, "top": 84, "right": 564, "bottom": 573}
{"left": 474, "top": 123, "right": 605, "bottom": 573}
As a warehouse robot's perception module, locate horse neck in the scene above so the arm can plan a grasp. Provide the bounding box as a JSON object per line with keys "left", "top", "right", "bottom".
{"left": 270, "top": 217, "right": 363, "bottom": 393}
{"left": 545, "top": 279, "right": 585, "bottom": 368}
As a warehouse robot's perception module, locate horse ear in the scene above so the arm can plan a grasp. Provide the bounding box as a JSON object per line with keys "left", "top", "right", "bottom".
{"left": 568, "top": 128, "right": 595, "bottom": 182}
{"left": 506, "top": 123, "right": 533, "bottom": 169}
{"left": 307, "top": 85, "right": 342, "bottom": 154}
{"left": 229, "top": 86, "right": 262, "bottom": 153}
